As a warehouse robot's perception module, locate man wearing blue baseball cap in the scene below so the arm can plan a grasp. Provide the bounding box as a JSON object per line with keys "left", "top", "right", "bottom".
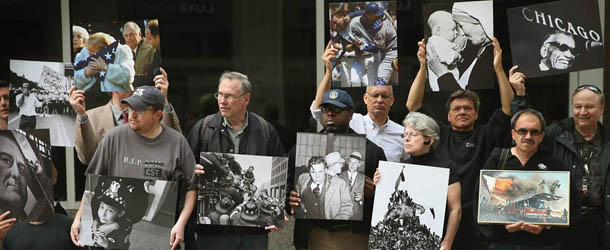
{"left": 289, "top": 88, "right": 386, "bottom": 250}
{"left": 70, "top": 85, "right": 198, "bottom": 250}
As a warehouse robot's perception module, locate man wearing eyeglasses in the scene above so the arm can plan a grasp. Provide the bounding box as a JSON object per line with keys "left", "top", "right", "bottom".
{"left": 70, "top": 85, "right": 198, "bottom": 250}
{"left": 288, "top": 89, "right": 386, "bottom": 250}
{"left": 70, "top": 68, "right": 181, "bottom": 165}
{"left": 510, "top": 77, "right": 609, "bottom": 249}
{"left": 186, "top": 71, "right": 285, "bottom": 250}
{"left": 539, "top": 31, "right": 577, "bottom": 72}
{"left": 408, "top": 37, "right": 517, "bottom": 250}
{"left": 476, "top": 109, "right": 570, "bottom": 250}
{"left": 311, "top": 42, "right": 404, "bottom": 163}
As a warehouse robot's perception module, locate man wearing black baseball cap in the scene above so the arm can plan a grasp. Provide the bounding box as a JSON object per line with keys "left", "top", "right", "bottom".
{"left": 70, "top": 85, "right": 198, "bottom": 250}
{"left": 289, "top": 89, "right": 386, "bottom": 250}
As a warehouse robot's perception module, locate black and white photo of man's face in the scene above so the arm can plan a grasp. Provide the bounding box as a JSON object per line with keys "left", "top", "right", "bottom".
{"left": 0, "top": 134, "right": 28, "bottom": 210}
{"left": 310, "top": 162, "right": 326, "bottom": 185}
{"left": 347, "top": 158, "right": 361, "bottom": 173}
{"left": 541, "top": 32, "right": 577, "bottom": 71}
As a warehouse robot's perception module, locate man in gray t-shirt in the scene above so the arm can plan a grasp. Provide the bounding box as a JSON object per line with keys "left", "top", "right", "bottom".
{"left": 70, "top": 86, "right": 197, "bottom": 250}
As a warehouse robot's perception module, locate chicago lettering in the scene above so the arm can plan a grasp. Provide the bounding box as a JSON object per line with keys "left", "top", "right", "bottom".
{"left": 522, "top": 7, "right": 601, "bottom": 42}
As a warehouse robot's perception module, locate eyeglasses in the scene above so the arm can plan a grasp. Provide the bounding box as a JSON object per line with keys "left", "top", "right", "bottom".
{"left": 321, "top": 106, "right": 346, "bottom": 114}
{"left": 214, "top": 92, "right": 246, "bottom": 102}
{"left": 367, "top": 92, "right": 392, "bottom": 99}
{"left": 401, "top": 132, "right": 422, "bottom": 139}
{"left": 128, "top": 107, "right": 155, "bottom": 115}
{"left": 547, "top": 42, "right": 580, "bottom": 56}
{"left": 513, "top": 128, "right": 543, "bottom": 136}
{"left": 574, "top": 84, "right": 602, "bottom": 94}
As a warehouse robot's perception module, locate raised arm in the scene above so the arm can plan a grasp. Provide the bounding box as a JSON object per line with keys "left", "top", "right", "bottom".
{"left": 313, "top": 41, "right": 338, "bottom": 110}
{"left": 406, "top": 39, "right": 427, "bottom": 112}
{"left": 492, "top": 37, "right": 514, "bottom": 115}
{"left": 508, "top": 66, "right": 530, "bottom": 114}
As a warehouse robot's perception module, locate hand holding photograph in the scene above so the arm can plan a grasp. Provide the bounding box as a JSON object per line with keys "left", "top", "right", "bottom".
{"left": 477, "top": 170, "right": 570, "bottom": 226}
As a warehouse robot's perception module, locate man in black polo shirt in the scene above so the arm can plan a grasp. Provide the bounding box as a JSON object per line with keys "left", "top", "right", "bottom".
{"left": 407, "top": 38, "right": 517, "bottom": 250}
{"left": 288, "top": 89, "right": 386, "bottom": 250}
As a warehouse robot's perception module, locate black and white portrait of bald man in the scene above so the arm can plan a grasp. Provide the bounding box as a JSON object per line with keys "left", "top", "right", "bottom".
{"left": 0, "top": 130, "right": 54, "bottom": 222}
{"left": 539, "top": 30, "right": 577, "bottom": 72}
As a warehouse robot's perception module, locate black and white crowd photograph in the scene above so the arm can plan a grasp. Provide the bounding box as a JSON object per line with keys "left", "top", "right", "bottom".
{"left": 329, "top": 1, "right": 398, "bottom": 87}
{"left": 8, "top": 60, "right": 75, "bottom": 146}
{"left": 507, "top": 0, "right": 604, "bottom": 78}
{"left": 423, "top": 0, "right": 494, "bottom": 92}
{"left": 0, "top": 129, "right": 54, "bottom": 223}
{"left": 293, "top": 132, "right": 367, "bottom": 221}
{"left": 197, "top": 152, "right": 288, "bottom": 228}
{"left": 368, "top": 162, "right": 449, "bottom": 250}
{"left": 78, "top": 175, "right": 177, "bottom": 249}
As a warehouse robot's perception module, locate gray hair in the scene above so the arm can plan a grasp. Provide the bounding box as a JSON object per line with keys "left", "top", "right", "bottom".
{"left": 511, "top": 109, "right": 546, "bottom": 129}
{"left": 122, "top": 21, "right": 141, "bottom": 34}
{"left": 403, "top": 112, "right": 440, "bottom": 148}
{"left": 219, "top": 71, "right": 252, "bottom": 95}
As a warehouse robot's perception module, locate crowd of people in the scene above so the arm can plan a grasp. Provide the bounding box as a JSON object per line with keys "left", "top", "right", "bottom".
{"left": 0, "top": 6, "right": 608, "bottom": 250}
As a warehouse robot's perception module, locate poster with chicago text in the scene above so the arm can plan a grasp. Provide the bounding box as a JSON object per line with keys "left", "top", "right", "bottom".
{"left": 329, "top": 1, "right": 398, "bottom": 87}
{"left": 423, "top": 1, "right": 494, "bottom": 92}
{"left": 507, "top": 0, "right": 603, "bottom": 78}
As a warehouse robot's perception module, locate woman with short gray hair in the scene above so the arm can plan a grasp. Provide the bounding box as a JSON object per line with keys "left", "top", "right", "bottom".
{"left": 374, "top": 112, "right": 461, "bottom": 250}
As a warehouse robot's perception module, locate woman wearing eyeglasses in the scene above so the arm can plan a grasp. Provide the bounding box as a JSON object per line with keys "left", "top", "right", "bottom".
{"left": 374, "top": 111, "right": 461, "bottom": 250}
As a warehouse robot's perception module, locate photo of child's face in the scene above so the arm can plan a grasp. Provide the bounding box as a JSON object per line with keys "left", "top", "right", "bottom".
{"left": 98, "top": 201, "right": 123, "bottom": 224}
{"left": 436, "top": 19, "right": 457, "bottom": 42}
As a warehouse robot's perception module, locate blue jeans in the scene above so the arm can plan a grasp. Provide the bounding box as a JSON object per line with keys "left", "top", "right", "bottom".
{"left": 489, "top": 242, "right": 560, "bottom": 250}
{"left": 196, "top": 232, "right": 268, "bottom": 250}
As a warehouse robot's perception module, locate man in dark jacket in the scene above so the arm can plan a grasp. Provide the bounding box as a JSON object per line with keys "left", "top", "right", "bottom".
{"left": 288, "top": 89, "right": 386, "bottom": 250}
{"left": 186, "top": 71, "right": 285, "bottom": 250}
{"left": 510, "top": 74, "right": 609, "bottom": 250}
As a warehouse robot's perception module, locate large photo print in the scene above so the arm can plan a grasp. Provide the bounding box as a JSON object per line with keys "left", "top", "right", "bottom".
{"left": 78, "top": 175, "right": 178, "bottom": 249}
{"left": 423, "top": 1, "right": 494, "bottom": 92}
{"left": 197, "top": 153, "right": 288, "bottom": 228}
{"left": 8, "top": 60, "right": 75, "bottom": 147}
{"left": 329, "top": 1, "right": 398, "bottom": 87}
{"left": 477, "top": 170, "right": 570, "bottom": 226}
{"left": 507, "top": 0, "right": 603, "bottom": 78}
{"left": 368, "top": 161, "right": 449, "bottom": 250}
{"left": 293, "top": 132, "right": 367, "bottom": 221}
{"left": 0, "top": 129, "right": 54, "bottom": 222}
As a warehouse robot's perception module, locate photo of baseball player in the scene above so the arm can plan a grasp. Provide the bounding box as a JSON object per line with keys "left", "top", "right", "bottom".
{"left": 329, "top": 1, "right": 398, "bottom": 87}
{"left": 507, "top": 0, "right": 603, "bottom": 78}
{"left": 423, "top": 1, "right": 495, "bottom": 92}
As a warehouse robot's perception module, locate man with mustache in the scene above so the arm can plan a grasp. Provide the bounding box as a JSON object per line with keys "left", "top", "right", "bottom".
{"left": 407, "top": 38, "right": 517, "bottom": 250}
{"left": 311, "top": 42, "right": 404, "bottom": 162}
{"left": 511, "top": 70, "right": 609, "bottom": 249}
{"left": 538, "top": 31, "right": 577, "bottom": 72}
{"left": 288, "top": 89, "right": 386, "bottom": 250}
{"left": 476, "top": 109, "right": 570, "bottom": 249}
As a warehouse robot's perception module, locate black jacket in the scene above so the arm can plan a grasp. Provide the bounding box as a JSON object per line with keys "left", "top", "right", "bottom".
{"left": 287, "top": 129, "right": 386, "bottom": 249}
{"left": 186, "top": 111, "right": 285, "bottom": 236}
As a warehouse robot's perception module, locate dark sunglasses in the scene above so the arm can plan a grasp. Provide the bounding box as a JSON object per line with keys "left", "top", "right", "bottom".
{"left": 574, "top": 84, "right": 602, "bottom": 94}
{"left": 547, "top": 42, "right": 580, "bottom": 55}
{"left": 514, "top": 128, "right": 543, "bottom": 136}
{"left": 321, "top": 106, "right": 346, "bottom": 114}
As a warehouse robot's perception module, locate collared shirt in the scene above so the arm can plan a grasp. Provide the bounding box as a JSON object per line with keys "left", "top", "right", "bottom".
{"left": 222, "top": 113, "right": 249, "bottom": 153}
{"left": 573, "top": 127, "right": 603, "bottom": 206}
{"left": 347, "top": 171, "right": 357, "bottom": 186}
{"left": 16, "top": 93, "right": 40, "bottom": 116}
{"left": 110, "top": 103, "right": 127, "bottom": 125}
{"left": 311, "top": 101, "right": 404, "bottom": 162}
